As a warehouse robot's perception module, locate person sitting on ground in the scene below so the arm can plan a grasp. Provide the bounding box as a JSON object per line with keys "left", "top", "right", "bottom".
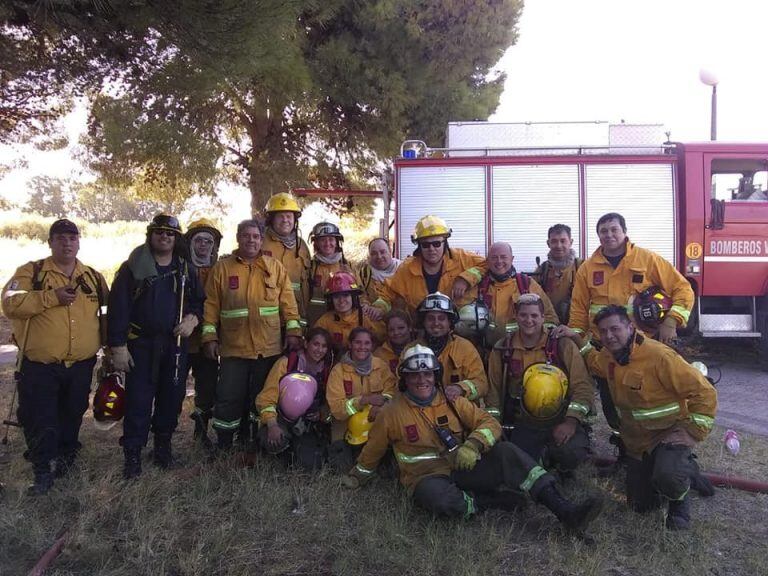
{"left": 486, "top": 293, "right": 593, "bottom": 475}
{"left": 343, "top": 344, "right": 603, "bottom": 532}
{"left": 325, "top": 327, "right": 396, "bottom": 471}
{"left": 256, "top": 327, "right": 335, "bottom": 470}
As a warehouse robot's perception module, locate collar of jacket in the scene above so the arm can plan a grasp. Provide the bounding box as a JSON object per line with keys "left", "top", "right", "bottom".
{"left": 43, "top": 256, "right": 89, "bottom": 278}
{"left": 404, "top": 251, "right": 461, "bottom": 278}
{"left": 511, "top": 329, "right": 548, "bottom": 352}
{"left": 488, "top": 265, "right": 517, "bottom": 284}
{"left": 403, "top": 388, "right": 448, "bottom": 409}
{"left": 234, "top": 251, "right": 270, "bottom": 274}
{"left": 127, "top": 244, "right": 162, "bottom": 283}
{"left": 592, "top": 238, "right": 634, "bottom": 264}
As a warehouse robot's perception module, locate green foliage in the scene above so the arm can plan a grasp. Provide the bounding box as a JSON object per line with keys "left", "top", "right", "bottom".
{"left": 0, "top": 216, "right": 50, "bottom": 242}
{"left": 2, "top": 0, "right": 522, "bottom": 212}
{"left": 24, "top": 176, "right": 74, "bottom": 219}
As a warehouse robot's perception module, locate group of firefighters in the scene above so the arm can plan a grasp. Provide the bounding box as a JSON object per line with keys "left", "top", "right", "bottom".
{"left": 1, "top": 192, "right": 718, "bottom": 534}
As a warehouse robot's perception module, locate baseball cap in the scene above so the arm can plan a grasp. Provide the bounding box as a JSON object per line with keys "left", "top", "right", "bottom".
{"left": 49, "top": 219, "right": 80, "bottom": 237}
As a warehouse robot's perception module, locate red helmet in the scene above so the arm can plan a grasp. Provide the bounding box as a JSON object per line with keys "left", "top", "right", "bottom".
{"left": 632, "top": 286, "right": 673, "bottom": 330}
{"left": 93, "top": 372, "right": 126, "bottom": 430}
{"left": 278, "top": 372, "right": 318, "bottom": 421}
{"left": 325, "top": 271, "right": 362, "bottom": 296}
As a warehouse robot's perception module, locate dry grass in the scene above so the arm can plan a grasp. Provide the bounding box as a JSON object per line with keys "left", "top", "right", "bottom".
{"left": 1, "top": 361, "right": 767, "bottom": 576}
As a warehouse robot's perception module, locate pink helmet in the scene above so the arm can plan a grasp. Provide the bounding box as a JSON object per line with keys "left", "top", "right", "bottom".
{"left": 278, "top": 372, "right": 318, "bottom": 421}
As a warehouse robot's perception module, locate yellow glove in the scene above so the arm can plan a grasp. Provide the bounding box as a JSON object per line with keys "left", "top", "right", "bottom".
{"left": 453, "top": 442, "right": 480, "bottom": 471}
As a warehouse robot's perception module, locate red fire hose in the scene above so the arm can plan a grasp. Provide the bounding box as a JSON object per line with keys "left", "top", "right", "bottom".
{"left": 592, "top": 455, "right": 768, "bottom": 494}
{"left": 27, "top": 528, "right": 68, "bottom": 576}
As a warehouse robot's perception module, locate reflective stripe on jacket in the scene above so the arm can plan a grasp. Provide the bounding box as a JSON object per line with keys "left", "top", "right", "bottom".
{"left": 569, "top": 240, "right": 694, "bottom": 338}
{"left": 201, "top": 252, "right": 301, "bottom": 358}
{"left": 355, "top": 392, "right": 500, "bottom": 491}
{"left": 584, "top": 335, "right": 717, "bottom": 458}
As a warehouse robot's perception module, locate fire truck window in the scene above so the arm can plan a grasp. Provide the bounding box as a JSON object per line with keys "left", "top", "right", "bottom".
{"left": 710, "top": 159, "right": 768, "bottom": 202}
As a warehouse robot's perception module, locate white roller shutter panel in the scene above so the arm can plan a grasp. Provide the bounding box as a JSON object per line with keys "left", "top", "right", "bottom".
{"left": 397, "top": 166, "right": 487, "bottom": 256}
{"left": 584, "top": 163, "right": 676, "bottom": 265}
{"left": 491, "top": 164, "right": 581, "bottom": 272}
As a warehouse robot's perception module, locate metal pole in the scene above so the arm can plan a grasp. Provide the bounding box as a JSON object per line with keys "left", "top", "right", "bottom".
{"left": 711, "top": 84, "right": 717, "bottom": 141}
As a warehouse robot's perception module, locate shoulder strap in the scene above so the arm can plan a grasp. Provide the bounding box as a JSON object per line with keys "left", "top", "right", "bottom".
{"left": 515, "top": 272, "right": 530, "bottom": 295}
{"left": 477, "top": 274, "right": 492, "bottom": 305}
{"left": 286, "top": 350, "right": 300, "bottom": 372}
{"left": 540, "top": 261, "right": 550, "bottom": 289}
{"left": 544, "top": 329, "right": 561, "bottom": 367}
{"left": 574, "top": 257, "right": 584, "bottom": 271}
{"left": 31, "top": 259, "right": 46, "bottom": 290}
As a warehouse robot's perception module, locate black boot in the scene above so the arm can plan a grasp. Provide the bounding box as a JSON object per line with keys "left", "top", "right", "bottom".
{"left": 190, "top": 412, "right": 213, "bottom": 448}
{"left": 123, "top": 447, "right": 142, "bottom": 480}
{"left": 665, "top": 495, "right": 691, "bottom": 530}
{"left": 216, "top": 429, "right": 235, "bottom": 452}
{"left": 54, "top": 452, "right": 77, "bottom": 479}
{"left": 27, "top": 463, "right": 54, "bottom": 496}
{"left": 153, "top": 433, "right": 175, "bottom": 469}
{"left": 538, "top": 484, "right": 603, "bottom": 531}
{"left": 690, "top": 458, "right": 715, "bottom": 497}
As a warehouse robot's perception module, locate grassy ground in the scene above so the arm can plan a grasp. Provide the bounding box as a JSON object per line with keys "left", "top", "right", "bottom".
{"left": 1, "top": 361, "right": 766, "bottom": 576}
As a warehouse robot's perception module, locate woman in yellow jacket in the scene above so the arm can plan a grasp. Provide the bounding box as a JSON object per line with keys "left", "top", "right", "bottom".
{"left": 325, "top": 327, "right": 396, "bottom": 470}
{"left": 313, "top": 271, "right": 386, "bottom": 355}
{"left": 255, "top": 327, "right": 334, "bottom": 470}
{"left": 373, "top": 309, "right": 415, "bottom": 375}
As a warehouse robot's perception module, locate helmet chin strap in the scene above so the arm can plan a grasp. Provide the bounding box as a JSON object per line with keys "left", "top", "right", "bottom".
{"left": 613, "top": 327, "right": 640, "bottom": 366}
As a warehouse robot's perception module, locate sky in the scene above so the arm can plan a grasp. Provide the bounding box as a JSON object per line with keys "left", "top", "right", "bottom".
{"left": 491, "top": 0, "right": 768, "bottom": 142}
{"left": 1, "top": 0, "right": 767, "bottom": 211}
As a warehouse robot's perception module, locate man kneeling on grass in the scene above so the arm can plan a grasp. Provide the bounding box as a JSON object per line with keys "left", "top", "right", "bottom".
{"left": 554, "top": 304, "right": 717, "bottom": 530}
{"left": 342, "top": 344, "right": 603, "bottom": 530}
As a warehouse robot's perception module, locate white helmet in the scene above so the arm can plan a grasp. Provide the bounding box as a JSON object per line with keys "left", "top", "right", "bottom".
{"left": 454, "top": 300, "right": 491, "bottom": 338}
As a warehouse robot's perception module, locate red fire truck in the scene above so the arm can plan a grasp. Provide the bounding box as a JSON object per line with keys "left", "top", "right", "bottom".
{"left": 392, "top": 121, "right": 768, "bottom": 351}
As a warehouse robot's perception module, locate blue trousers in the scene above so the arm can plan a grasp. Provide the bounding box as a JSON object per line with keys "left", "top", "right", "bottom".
{"left": 17, "top": 356, "right": 97, "bottom": 469}
{"left": 122, "top": 337, "right": 188, "bottom": 449}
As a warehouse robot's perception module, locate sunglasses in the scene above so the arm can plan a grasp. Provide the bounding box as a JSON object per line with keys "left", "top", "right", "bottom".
{"left": 193, "top": 237, "right": 214, "bottom": 245}
{"left": 153, "top": 230, "right": 177, "bottom": 237}
{"left": 419, "top": 240, "right": 444, "bottom": 249}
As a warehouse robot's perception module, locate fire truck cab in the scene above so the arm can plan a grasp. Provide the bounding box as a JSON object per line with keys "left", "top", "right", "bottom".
{"left": 393, "top": 122, "right": 768, "bottom": 351}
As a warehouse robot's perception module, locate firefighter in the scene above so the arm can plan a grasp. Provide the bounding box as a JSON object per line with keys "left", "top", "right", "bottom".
{"left": 357, "top": 238, "right": 401, "bottom": 304}
{"left": 314, "top": 271, "right": 386, "bottom": 355}
{"left": 325, "top": 327, "right": 396, "bottom": 470}
{"left": 373, "top": 309, "right": 415, "bottom": 375}
{"left": 184, "top": 218, "right": 223, "bottom": 447}
{"left": 416, "top": 292, "right": 487, "bottom": 405}
{"left": 486, "top": 294, "right": 593, "bottom": 473}
{"left": 2, "top": 219, "right": 108, "bottom": 494}
{"left": 202, "top": 218, "right": 302, "bottom": 452}
{"left": 256, "top": 327, "right": 334, "bottom": 470}
{"left": 306, "top": 221, "right": 351, "bottom": 327}
{"left": 373, "top": 215, "right": 486, "bottom": 316}
{"left": 261, "top": 193, "right": 312, "bottom": 327}
{"left": 343, "top": 344, "right": 603, "bottom": 530}
{"left": 471, "top": 242, "right": 558, "bottom": 348}
{"left": 562, "top": 305, "right": 717, "bottom": 530}
{"left": 534, "top": 224, "right": 583, "bottom": 325}
{"left": 565, "top": 212, "right": 694, "bottom": 345}
{"left": 108, "top": 214, "right": 203, "bottom": 479}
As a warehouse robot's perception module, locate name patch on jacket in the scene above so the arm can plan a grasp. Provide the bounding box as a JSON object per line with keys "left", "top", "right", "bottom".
{"left": 593, "top": 271, "right": 604, "bottom": 286}
{"left": 632, "top": 274, "right": 644, "bottom": 283}
{"left": 343, "top": 379, "right": 353, "bottom": 396}
{"left": 405, "top": 424, "right": 419, "bottom": 442}
{"left": 262, "top": 250, "right": 272, "bottom": 257}
{"left": 228, "top": 276, "right": 239, "bottom": 290}
{"left": 436, "top": 415, "right": 449, "bottom": 426}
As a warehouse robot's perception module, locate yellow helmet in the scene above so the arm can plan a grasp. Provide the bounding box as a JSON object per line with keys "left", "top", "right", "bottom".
{"left": 265, "top": 192, "right": 302, "bottom": 216}
{"left": 345, "top": 405, "right": 374, "bottom": 445}
{"left": 521, "top": 363, "right": 569, "bottom": 421}
{"left": 186, "top": 218, "right": 222, "bottom": 241}
{"left": 411, "top": 215, "right": 452, "bottom": 243}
